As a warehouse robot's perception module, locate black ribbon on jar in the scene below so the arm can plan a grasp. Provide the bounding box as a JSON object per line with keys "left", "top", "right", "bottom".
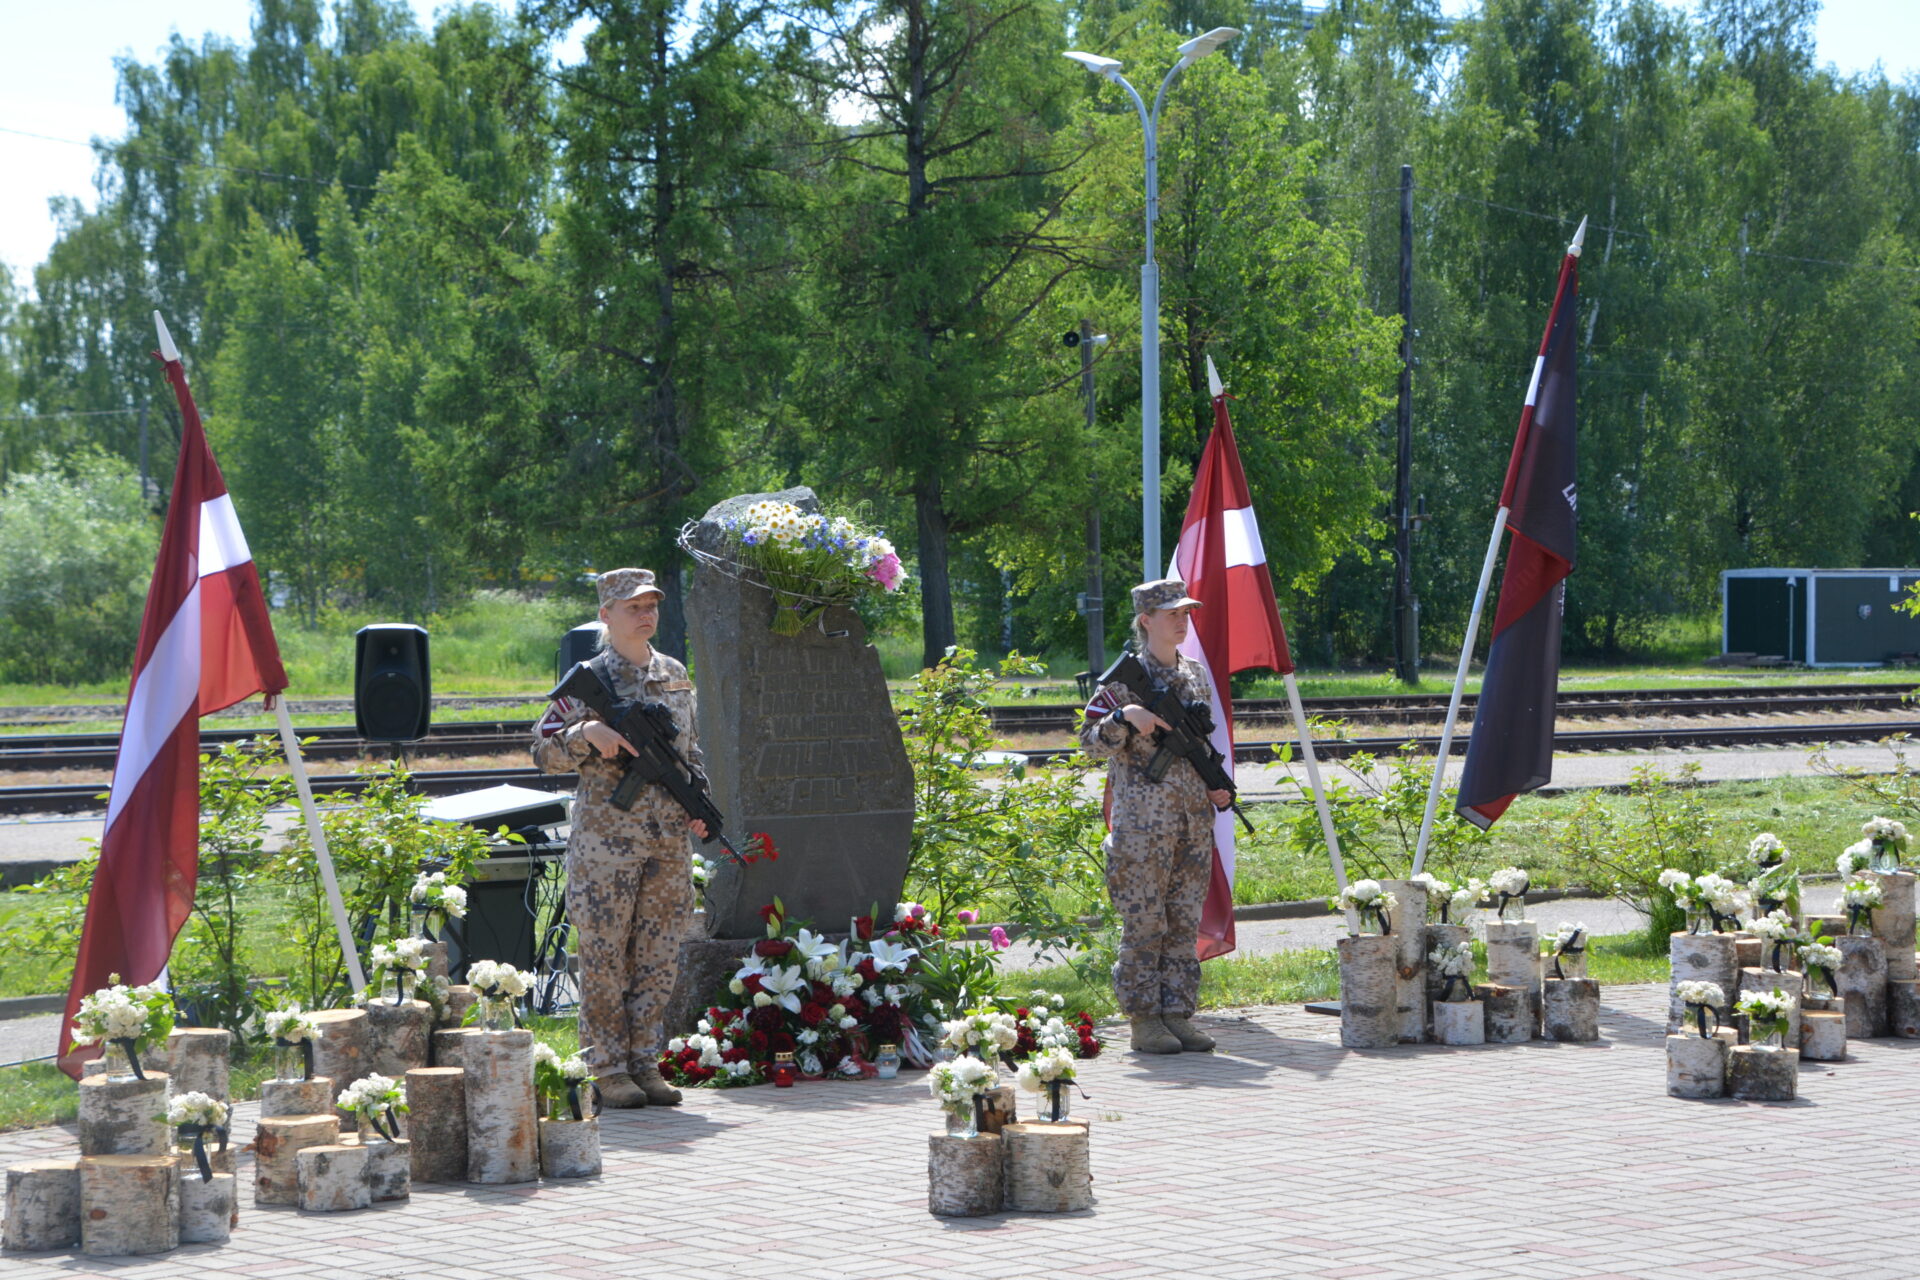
{"left": 365, "top": 1105, "right": 403, "bottom": 1141}
{"left": 1440, "top": 974, "right": 1471, "bottom": 1003}
{"left": 566, "top": 1079, "right": 601, "bottom": 1122}
{"left": 110, "top": 1037, "right": 145, "bottom": 1080}
{"left": 1041, "top": 1077, "right": 1087, "bottom": 1123}
{"left": 1768, "top": 941, "right": 1790, "bottom": 971}
{"left": 1495, "top": 891, "right": 1525, "bottom": 919}
{"left": 1848, "top": 905, "right": 1871, "bottom": 935}
{"left": 1758, "top": 895, "right": 1785, "bottom": 916}
{"left": 1437, "top": 900, "right": 1453, "bottom": 925}
{"left": 972, "top": 1093, "right": 988, "bottom": 1135}
{"left": 1708, "top": 907, "right": 1739, "bottom": 934}
{"left": 1687, "top": 1001, "right": 1720, "bottom": 1039}
{"left": 1814, "top": 963, "right": 1838, "bottom": 995}
{"left": 275, "top": 1036, "right": 316, "bottom": 1081}
{"left": 1364, "top": 904, "right": 1392, "bottom": 936}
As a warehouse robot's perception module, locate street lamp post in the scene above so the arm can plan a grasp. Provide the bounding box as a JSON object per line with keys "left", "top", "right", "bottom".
{"left": 1064, "top": 28, "right": 1241, "bottom": 581}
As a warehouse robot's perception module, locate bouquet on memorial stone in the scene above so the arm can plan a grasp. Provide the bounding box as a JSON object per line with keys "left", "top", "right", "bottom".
{"left": 70, "top": 975, "right": 175, "bottom": 1078}
{"left": 369, "top": 937, "right": 430, "bottom": 1003}
{"left": 1799, "top": 941, "right": 1843, "bottom": 995}
{"left": 1862, "top": 816, "right": 1908, "bottom": 870}
{"left": 338, "top": 1073, "right": 409, "bottom": 1138}
{"left": 1333, "top": 880, "right": 1398, "bottom": 935}
{"left": 1736, "top": 988, "right": 1795, "bottom": 1048}
{"left": 1675, "top": 980, "right": 1727, "bottom": 1037}
{"left": 715, "top": 500, "right": 907, "bottom": 636}
{"left": 1842, "top": 876, "right": 1884, "bottom": 934}
{"left": 409, "top": 871, "right": 468, "bottom": 939}
{"left": 533, "top": 1043, "right": 600, "bottom": 1119}
{"left": 1432, "top": 941, "right": 1475, "bottom": 1001}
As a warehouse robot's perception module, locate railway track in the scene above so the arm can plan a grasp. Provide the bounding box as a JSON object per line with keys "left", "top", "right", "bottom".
{"left": 4, "top": 703, "right": 1918, "bottom": 817}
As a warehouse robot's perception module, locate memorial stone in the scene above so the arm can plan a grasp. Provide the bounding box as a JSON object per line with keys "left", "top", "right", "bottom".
{"left": 683, "top": 487, "right": 915, "bottom": 938}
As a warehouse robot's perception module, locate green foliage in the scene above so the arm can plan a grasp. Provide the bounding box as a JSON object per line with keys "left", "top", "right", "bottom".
{"left": 1812, "top": 735, "right": 1920, "bottom": 826}
{"left": 899, "top": 646, "right": 1109, "bottom": 957}
{"left": 1552, "top": 763, "right": 1719, "bottom": 948}
{"left": 1275, "top": 741, "right": 1493, "bottom": 883}
{"left": 0, "top": 453, "right": 157, "bottom": 683}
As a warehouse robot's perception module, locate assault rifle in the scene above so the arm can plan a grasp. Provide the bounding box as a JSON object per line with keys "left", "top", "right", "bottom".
{"left": 548, "top": 661, "right": 749, "bottom": 865}
{"left": 1094, "top": 650, "right": 1254, "bottom": 835}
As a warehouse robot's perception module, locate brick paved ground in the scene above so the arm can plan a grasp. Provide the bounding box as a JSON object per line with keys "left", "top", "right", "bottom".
{"left": 4, "top": 982, "right": 1916, "bottom": 1280}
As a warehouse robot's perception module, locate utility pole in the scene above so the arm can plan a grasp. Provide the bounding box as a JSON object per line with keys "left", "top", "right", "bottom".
{"left": 1075, "top": 319, "right": 1106, "bottom": 679}
{"left": 1393, "top": 163, "right": 1417, "bottom": 684}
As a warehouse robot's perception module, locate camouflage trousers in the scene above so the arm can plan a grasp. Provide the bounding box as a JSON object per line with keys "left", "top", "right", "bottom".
{"left": 1104, "top": 804, "right": 1214, "bottom": 1016}
{"left": 566, "top": 813, "right": 693, "bottom": 1076}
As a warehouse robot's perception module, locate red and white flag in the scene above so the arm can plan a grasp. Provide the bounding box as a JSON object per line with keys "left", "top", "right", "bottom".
{"left": 1170, "top": 357, "right": 1294, "bottom": 961}
{"left": 58, "top": 321, "right": 287, "bottom": 1076}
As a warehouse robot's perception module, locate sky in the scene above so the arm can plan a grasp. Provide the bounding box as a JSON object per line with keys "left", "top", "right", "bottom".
{"left": 1, "top": 1, "right": 1917, "bottom": 291}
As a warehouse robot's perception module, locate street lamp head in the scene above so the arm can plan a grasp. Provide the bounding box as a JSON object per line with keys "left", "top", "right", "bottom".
{"left": 1063, "top": 50, "right": 1123, "bottom": 78}
{"left": 1174, "top": 27, "right": 1241, "bottom": 68}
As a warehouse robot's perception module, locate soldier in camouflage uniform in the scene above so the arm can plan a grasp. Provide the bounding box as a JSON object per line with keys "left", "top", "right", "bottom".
{"left": 1080, "top": 578, "right": 1232, "bottom": 1055}
{"left": 533, "top": 568, "right": 709, "bottom": 1106}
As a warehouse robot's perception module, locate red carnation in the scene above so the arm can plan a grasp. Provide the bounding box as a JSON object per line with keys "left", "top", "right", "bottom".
{"left": 755, "top": 939, "right": 794, "bottom": 959}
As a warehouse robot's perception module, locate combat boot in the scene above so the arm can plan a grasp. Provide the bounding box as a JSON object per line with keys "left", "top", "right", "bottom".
{"left": 596, "top": 1071, "right": 647, "bottom": 1108}
{"left": 1129, "top": 1014, "right": 1182, "bottom": 1054}
{"left": 1160, "top": 1014, "right": 1216, "bottom": 1052}
{"left": 632, "top": 1065, "right": 683, "bottom": 1106}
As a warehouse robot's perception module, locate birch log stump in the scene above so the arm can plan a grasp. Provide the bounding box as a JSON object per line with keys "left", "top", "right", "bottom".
{"left": 1336, "top": 935, "right": 1398, "bottom": 1049}
{"left": 538, "top": 1119, "right": 602, "bottom": 1179}
{"left": 432, "top": 1028, "right": 481, "bottom": 1070}
{"left": 340, "top": 1135, "right": 410, "bottom": 1202}
{"left": 1542, "top": 978, "right": 1600, "bottom": 1042}
{"left": 464, "top": 1029, "right": 538, "bottom": 1185}
{"left": 169, "top": 1145, "right": 235, "bottom": 1178}
{"left": 3, "top": 1159, "right": 80, "bottom": 1251}
{"left": 439, "top": 986, "right": 477, "bottom": 1031}
{"left": 403, "top": 1068, "right": 468, "bottom": 1184}
{"left": 1377, "top": 879, "right": 1428, "bottom": 1042}
{"left": 1837, "top": 935, "right": 1889, "bottom": 1037}
{"left": 926, "top": 1134, "right": 1002, "bottom": 1217}
{"left": 1739, "top": 968, "right": 1803, "bottom": 1050}
{"left": 1727, "top": 1045, "right": 1797, "bottom": 1101}
{"left": 164, "top": 1028, "right": 230, "bottom": 1101}
{"left": 77, "top": 1073, "right": 170, "bottom": 1157}
{"left": 78, "top": 1156, "right": 178, "bottom": 1257}
{"left": 177, "top": 1171, "right": 235, "bottom": 1244}
{"left": 252, "top": 1114, "right": 340, "bottom": 1207}
{"left": 1476, "top": 984, "right": 1533, "bottom": 1045}
{"left": 1732, "top": 936, "right": 1761, "bottom": 972}
{"left": 1887, "top": 979, "right": 1920, "bottom": 1038}
{"left": 1424, "top": 923, "right": 1471, "bottom": 1034}
{"left": 1668, "top": 933, "right": 1739, "bottom": 1033}
{"left": 1432, "top": 999, "right": 1485, "bottom": 1046}
{"left": 1484, "top": 922, "right": 1541, "bottom": 1036}
{"left": 261, "top": 1077, "right": 334, "bottom": 1118}
{"left": 1871, "top": 871, "right": 1916, "bottom": 980}
{"left": 366, "top": 1000, "right": 432, "bottom": 1080}
{"left": 1665, "top": 1034, "right": 1728, "bottom": 1098}
{"left": 1801, "top": 1009, "right": 1847, "bottom": 1061}
{"left": 422, "top": 941, "right": 451, "bottom": 983}
{"left": 1001, "top": 1121, "right": 1092, "bottom": 1212}
{"left": 295, "top": 1145, "right": 370, "bottom": 1213}
{"left": 309, "top": 1010, "right": 370, "bottom": 1112}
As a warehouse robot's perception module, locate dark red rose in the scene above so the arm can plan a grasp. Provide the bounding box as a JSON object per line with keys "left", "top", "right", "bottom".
{"left": 722, "top": 1045, "right": 748, "bottom": 1064}
{"left": 749, "top": 1005, "right": 783, "bottom": 1032}
{"left": 742, "top": 973, "right": 766, "bottom": 995}
{"left": 801, "top": 1001, "right": 828, "bottom": 1026}
{"left": 755, "top": 939, "right": 794, "bottom": 959}
{"left": 811, "top": 981, "right": 835, "bottom": 1004}
{"left": 770, "top": 1031, "right": 796, "bottom": 1053}
{"left": 841, "top": 994, "right": 868, "bottom": 1017}
{"left": 749, "top": 1030, "right": 769, "bottom": 1051}
{"left": 855, "top": 959, "right": 881, "bottom": 983}
{"left": 853, "top": 915, "right": 874, "bottom": 940}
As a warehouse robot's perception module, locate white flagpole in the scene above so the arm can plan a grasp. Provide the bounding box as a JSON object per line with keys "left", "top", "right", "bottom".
{"left": 273, "top": 697, "right": 368, "bottom": 994}
{"left": 1281, "top": 671, "right": 1348, "bottom": 890}
{"left": 1411, "top": 506, "right": 1507, "bottom": 874}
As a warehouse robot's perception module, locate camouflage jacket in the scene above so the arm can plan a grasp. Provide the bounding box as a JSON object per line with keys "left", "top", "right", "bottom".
{"left": 531, "top": 646, "right": 707, "bottom": 820}
{"left": 1078, "top": 648, "right": 1216, "bottom": 820}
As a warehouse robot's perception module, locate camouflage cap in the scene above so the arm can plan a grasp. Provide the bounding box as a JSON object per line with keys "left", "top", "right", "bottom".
{"left": 595, "top": 567, "right": 665, "bottom": 607}
{"left": 1131, "top": 577, "right": 1203, "bottom": 615}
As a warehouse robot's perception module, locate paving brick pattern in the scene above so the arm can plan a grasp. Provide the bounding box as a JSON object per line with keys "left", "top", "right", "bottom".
{"left": 3, "top": 982, "right": 1916, "bottom": 1279}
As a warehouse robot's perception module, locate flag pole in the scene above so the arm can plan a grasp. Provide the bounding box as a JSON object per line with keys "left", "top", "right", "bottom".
{"left": 272, "top": 696, "right": 368, "bottom": 994}
{"left": 1281, "top": 672, "right": 1348, "bottom": 890}
{"left": 1412, "top": 218, "right": 1585, "bottom": 874}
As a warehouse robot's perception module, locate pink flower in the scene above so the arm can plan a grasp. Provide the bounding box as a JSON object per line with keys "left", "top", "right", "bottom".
{"left": 989, "top": 926, "right": 1011, "bottom": 950}
{"left": 866, "top": 552, "right": 903, "bottom": 591}
{"left": 957, "top": 909, "right": 978, "bottom": 925}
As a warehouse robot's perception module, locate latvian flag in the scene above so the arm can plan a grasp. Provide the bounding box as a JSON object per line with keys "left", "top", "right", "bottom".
{"left": 58, "top": 320, "right": 287, "bottom": 1076}
{"left": 1170, "top": 356, "right": 1294, "bottom": 961}
{"left": 1455, "top": 233, "right": 1580, "bottom": 829}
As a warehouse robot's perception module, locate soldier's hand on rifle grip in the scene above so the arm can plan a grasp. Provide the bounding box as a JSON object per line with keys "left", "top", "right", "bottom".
{"left": 1207, "top": 789, "right": 1233, "bottom": 811}
{"left": 582, "top": 721, "right": 638, "bottom": 758}
{"left": 1121, "top": 704, "right": 1171, "bottom": 735}
{"left": 689, "top": 818, "right": 710, "bottom": 839}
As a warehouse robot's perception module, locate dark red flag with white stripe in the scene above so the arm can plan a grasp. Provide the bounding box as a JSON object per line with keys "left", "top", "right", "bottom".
{"left": 1455, "top": 236, "right": 1580, "bottom": 829}
{"left": 1172, "top": 357, "right": 1295, "bottom": 960}
{"left": 58, "top": 325, "right": 287, "bottom": 1075}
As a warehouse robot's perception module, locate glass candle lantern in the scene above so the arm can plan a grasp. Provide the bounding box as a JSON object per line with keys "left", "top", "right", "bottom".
{"left": 771, "top": 1051, "right": 798, "bottom": 1088}
{"left": 874, "top": 1044, "right": 900, "bottom": 1079}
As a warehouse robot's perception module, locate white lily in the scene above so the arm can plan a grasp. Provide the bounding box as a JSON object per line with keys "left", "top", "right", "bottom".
{"left": 758, "top": 965, "right": 810, "bottom": 1014}
{"left": 790, "top": 929, "right": 837, "bottom": 968}
{"left": 732, "top": 955, "right": 768, "bottom": 984}
{"left": 868, "top": 937, "right": 919, "bottom": 972}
